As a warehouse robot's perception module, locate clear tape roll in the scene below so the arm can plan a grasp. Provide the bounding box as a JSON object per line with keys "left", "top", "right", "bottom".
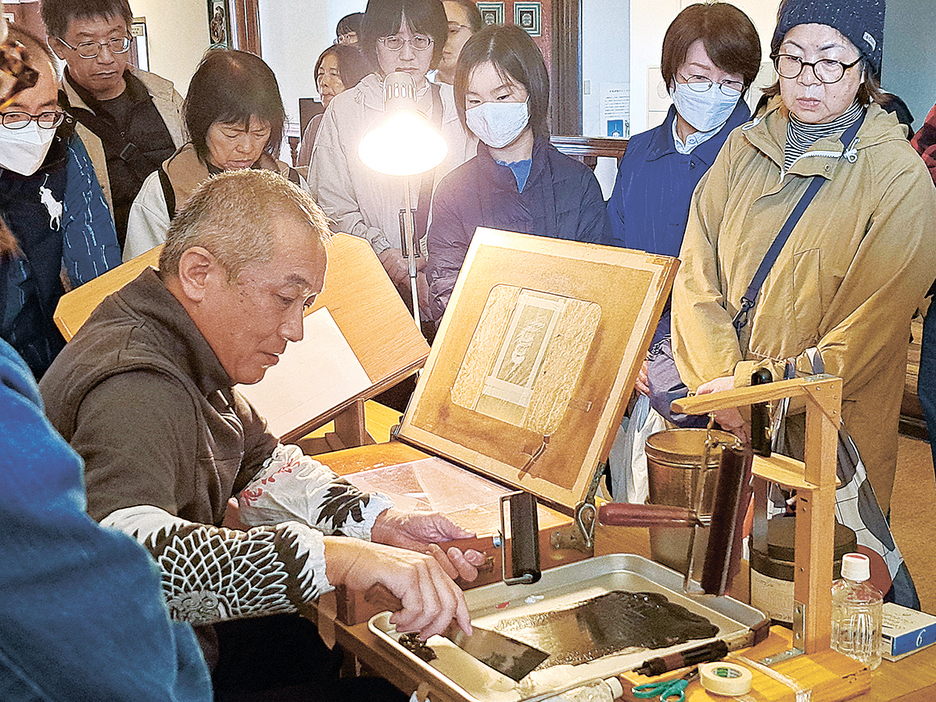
{"left": 699, "top": 662, "right": 753, "bottom": 696}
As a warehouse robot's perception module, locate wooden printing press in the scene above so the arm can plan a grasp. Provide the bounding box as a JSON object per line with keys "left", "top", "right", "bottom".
{"left": 54, "top": 228, "right": 871, "bottom": 702}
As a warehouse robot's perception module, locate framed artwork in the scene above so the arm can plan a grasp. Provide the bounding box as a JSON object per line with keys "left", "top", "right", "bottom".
{"left": 130, "top": 18, "right": 149, "bottom": 72}
{"left": 514, "top": 2, "right": 542, "bottom": 37}
{"left": 208, "top": 0, "right": 231, "bottom": 48}
{"left": 477, "top": 2, "right": 505, "bottom": 26}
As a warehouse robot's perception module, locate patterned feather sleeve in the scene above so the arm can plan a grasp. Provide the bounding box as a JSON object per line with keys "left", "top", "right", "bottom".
{"left": 236, "top": 444, "right": 395, "bottom": 540}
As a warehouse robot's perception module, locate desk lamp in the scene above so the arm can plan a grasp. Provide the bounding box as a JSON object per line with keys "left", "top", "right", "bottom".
{"left": 358, "top": 71, "right": 447, "bottom": 329}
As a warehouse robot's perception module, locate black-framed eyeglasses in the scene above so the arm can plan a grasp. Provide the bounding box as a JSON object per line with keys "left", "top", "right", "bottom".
{"left": 377, "top": 34, "right": 433, "bottom": 52}
{"left": 0, "top": 111, "right": 69, "bottom": 129}
{"left": 772, "top": 53, "right": 861, "bottom": 84}
{"left": 57, "top": 34, "right": 132, "bottom": 59}
{"left": 677, "top": 73, "right": 744, "bottom": 96}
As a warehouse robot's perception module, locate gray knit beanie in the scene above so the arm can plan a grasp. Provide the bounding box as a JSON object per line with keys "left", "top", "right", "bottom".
{"left": 770, "top": 0, "right": 885, "bottom": 77}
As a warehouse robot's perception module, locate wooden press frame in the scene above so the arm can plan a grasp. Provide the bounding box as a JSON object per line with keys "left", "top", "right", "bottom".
{"left": 673, "top": 375, "right": 842, "bottom": 655}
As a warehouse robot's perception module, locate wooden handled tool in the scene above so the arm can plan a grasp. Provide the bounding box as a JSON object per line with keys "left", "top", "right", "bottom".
{"left": 364, "top": 583, "right": 549, "bottom": 681}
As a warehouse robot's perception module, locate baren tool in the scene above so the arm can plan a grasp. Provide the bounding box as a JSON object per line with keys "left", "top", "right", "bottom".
{"left": 364, "top": 583, "right": 550, "bottom": 681}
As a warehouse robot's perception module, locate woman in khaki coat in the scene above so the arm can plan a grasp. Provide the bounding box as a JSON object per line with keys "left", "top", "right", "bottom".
{"left": 671, "top": 0, "right": 936, "bottom": 519}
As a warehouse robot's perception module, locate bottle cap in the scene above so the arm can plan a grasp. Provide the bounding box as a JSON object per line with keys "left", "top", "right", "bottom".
{"left": 840, "top": 552, "right": 870, "bottom": 581}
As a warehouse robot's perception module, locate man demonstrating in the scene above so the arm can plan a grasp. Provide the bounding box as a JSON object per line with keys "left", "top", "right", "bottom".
{"left": 42, "top": 0, "right": 185, "bottom": 248}
{"left": 436, "top": 0, "right": 483, "bottom": 85}
{"left": 40, "top": 169, "right": 482, "bottom": 700}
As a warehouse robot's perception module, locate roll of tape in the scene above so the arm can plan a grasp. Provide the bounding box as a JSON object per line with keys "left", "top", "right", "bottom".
{"left": 699, "top": 662, "right": 753, "bottom": 696}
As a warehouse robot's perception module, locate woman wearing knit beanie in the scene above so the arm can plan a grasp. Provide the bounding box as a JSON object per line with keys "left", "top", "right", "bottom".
{"left": 670, "top": 0, "right": 936, "bottom": 605}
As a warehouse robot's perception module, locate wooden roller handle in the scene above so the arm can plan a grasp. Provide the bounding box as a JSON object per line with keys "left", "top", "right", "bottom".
{"left": 598, "top": 503, "right": 700, "bottom": 527}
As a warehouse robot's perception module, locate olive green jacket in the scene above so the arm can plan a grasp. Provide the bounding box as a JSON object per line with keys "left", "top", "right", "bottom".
{"left": 672, "top": 98, "right": 936, "bottom": 511}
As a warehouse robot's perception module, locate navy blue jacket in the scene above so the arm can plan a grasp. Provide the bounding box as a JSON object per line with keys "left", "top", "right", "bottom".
{"left": 0, "top": 130, "right": 119, "bottom": 378}
{"left": 606, "top": 100, "right": 751, "bottom": 257}
{"left": 0, "top": 338, "right": 211, "bottom": 701}
{"left": 427, "top": 137, "right": 612, "bottom": 321}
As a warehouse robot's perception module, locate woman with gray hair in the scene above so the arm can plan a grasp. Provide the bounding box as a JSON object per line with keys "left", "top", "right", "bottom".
{"left": 671, "top": 0, "right": 936, "bottom": 604}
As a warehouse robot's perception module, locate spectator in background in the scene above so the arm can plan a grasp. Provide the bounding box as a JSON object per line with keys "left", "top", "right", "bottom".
{"left": 0, "top": 10, "right": 211, "bottom": 699}
{"left": 296, "top": 43, "right": 375, "bottom": 172}
{"left": 310, "top": 0, "right": 476, "bottom": 318}
{"left": 124, "top": 49, "right": 306, "bottom": 260}
{"left": 912, "top": 101, "right": 936, "bottom": 479}
{"left": 42, "top": 0, "right": 185, "bottom": 249}
{"left": 603, "top": 3, "right": 761, "bottom": 500}
{"left": 426, "top": 24, "right": 612, "bottom": 322}
{"left": 336, "top": 11, "right": 364, "bottom": 44}
{"left": 0, "top": 26, "right": 120, "bottom": 379}
{"left": 436, "top": 0, "right": 483, "bottom": 85}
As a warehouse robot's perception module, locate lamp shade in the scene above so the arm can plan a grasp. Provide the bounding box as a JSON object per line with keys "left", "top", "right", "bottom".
{"left": 358, "top": 71, "right": 448, "bottom": 177}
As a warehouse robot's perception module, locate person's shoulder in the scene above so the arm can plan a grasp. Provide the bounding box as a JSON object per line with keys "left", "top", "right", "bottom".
{"left": 130, "top": 67, "right": 177, "bottom": 101}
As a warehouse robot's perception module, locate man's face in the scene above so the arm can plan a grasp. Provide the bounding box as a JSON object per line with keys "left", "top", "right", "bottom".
{"left": 53, "top": 14, "right": 130, "bottom": 101}
{"left": 195, "top": 219, "right": 327, "bottom": 385}
{"left": 437, "top": 1, "right": 474, "bottom": 84}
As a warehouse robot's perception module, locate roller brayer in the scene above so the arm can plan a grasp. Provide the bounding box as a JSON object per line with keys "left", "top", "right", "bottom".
{"left": 598, "top": 434, "right": 753, "bottom": 596}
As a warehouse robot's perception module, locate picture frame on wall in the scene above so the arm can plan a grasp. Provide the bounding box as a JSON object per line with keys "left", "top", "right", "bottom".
{"left": 477, "top": 2, "right": 505, "bottom": 26}
{"left": 514, "top": 2, "right": 542, "bottom": 37}
{"left": 208, "top": 0, "right": 231, "bottom": 48}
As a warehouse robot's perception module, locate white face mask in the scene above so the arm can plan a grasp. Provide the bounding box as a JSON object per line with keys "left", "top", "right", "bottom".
{"left": 465, "top": 99, "right": 530, "bottom": 149}
{"left": 0, "top": 121, "right": 56, "bottom": 176}
{"left": 669, "top": 81, "right": 741, "bottom": 134}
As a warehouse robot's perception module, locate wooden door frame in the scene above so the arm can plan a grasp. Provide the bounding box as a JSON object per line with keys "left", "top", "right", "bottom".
{"left": 231, "top": 0, "right": 261, "bottom": 55}
{"left": 551, "top": 0, "right": 581, "bottom": 135}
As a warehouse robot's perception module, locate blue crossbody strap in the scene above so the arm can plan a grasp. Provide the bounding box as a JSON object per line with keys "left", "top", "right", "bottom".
{"left": 732, "top": 109, "right": 867, "bottom": 334}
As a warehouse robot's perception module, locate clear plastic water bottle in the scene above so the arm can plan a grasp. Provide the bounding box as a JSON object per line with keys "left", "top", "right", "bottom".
{"left": 831, "top": 552, "right": 883, "bottom": 670}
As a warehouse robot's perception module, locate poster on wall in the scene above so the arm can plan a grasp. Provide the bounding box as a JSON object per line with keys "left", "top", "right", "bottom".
{"left": 208, "top": 0, "right": 231, "bottom": 48}
{"left": 514, "top": 2, "right": 542, "bottom": 37}
{"left": 130, "top": 18, "right": 149, "bottom": 72}
{"left": 477, "top": 2, "right": 505, "bottom": 26}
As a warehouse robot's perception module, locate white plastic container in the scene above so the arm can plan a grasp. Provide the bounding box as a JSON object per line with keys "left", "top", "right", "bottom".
{"left": 831, "top": 553, "right": 883, "bottom": 670}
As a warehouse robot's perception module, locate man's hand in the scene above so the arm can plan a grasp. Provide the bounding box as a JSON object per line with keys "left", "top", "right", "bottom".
{"left": 696, "top": 376, "right": 750, "bottom": 443}
{"left": 324, "top": 537, "right": 472, "bottom": 639}
{"left": 372, "top": 508, "right": 486, "bottom": 583}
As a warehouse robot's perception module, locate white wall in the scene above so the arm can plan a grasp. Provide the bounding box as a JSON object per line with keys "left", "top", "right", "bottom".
{"left": 131, "top": 0, "right": 210, "bottom": 95}
{"left": 259, "top": 0, "right": 365, "bottom": 134}
{"left": 882, "top": 0, "right": 936, "bottom": 132}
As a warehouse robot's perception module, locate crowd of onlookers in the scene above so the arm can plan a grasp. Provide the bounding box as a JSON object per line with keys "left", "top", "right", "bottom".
{"left": 2, "top": 0, "right": 936, "bottom": 699}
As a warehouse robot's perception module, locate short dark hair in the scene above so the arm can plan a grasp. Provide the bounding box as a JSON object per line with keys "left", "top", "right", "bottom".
{"left": 454, "top": 24, "right": 550, "bottom": 139}
{"left": 336, "top": 12, "right": 364, "bottom": 38}
{"left": 444, "top": 0, "right": 483, "bottom": 33}
{"left": 184, "top": 49, "right": 287, "bottom": 163}
{"left": 660, "top": 2, "right": 761, "bottom": 94}
{"left": 40, "top": 0, "right": 132, "bottom": 40}
{"left": 314, "top": 43, "right": 376, "bottom": 94}
{"left": 360, "top": 0, "right": 448, "bottom": 69}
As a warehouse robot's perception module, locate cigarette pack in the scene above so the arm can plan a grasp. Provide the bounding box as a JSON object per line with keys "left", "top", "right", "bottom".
{"left": 881, "top": 603, "right": 936, "bottom": 661}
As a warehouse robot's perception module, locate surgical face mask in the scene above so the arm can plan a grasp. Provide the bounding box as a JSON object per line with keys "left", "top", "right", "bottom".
{"left": 0, "top": 121, "right": 55, "bottom": 176}
{"left": 465, "top": 100, "right": 530, "bottom": 149}
{"left": 669, "top": 81, "right": 741, "bottom": 134}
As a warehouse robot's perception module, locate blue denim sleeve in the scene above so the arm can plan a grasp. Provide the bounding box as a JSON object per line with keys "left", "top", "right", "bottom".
{"left": 0, "top": 339, "right": 212, "bottom": 702}
{"left": 61, "top": 134, "right": 121, "bottom": 286}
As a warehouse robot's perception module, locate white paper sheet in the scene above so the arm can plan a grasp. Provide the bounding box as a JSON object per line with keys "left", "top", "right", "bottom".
{"left": 237, "top": 307, "right": 372, "bottom": 439}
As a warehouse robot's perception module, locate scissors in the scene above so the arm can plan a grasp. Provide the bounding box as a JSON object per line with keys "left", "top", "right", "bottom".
{"left": 632, "top": 668, "right": 699, "bottom": 702}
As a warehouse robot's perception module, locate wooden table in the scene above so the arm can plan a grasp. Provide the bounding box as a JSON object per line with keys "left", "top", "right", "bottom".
{"left": 309, "top": 406, "right": 936, "bottom": 702}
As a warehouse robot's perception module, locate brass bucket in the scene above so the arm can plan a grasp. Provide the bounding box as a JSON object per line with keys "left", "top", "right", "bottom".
{"left": 645, "top": 428, "right": 735, "bottom": 576}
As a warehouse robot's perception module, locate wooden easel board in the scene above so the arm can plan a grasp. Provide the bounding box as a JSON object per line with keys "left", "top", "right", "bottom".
{"left": 399, "top": 228, "right": 678, "bottom": 513}
{"left": 52, "top": 234, "right": 429, "bottom": 443}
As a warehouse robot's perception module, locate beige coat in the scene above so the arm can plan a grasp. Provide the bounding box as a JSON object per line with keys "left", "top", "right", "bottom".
{"left": 672, "top": 99, "right": 936, "bottom": 512}
{"left": 309, "top": 73, "right": 476, "bottom": 255}
{"left": 61, "top": 67, "right": 185, "bottom": 214}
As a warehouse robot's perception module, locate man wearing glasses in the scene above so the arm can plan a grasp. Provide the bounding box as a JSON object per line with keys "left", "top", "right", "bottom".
{"left": 42, "top": 0, "right": 184, "bottom": 249}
